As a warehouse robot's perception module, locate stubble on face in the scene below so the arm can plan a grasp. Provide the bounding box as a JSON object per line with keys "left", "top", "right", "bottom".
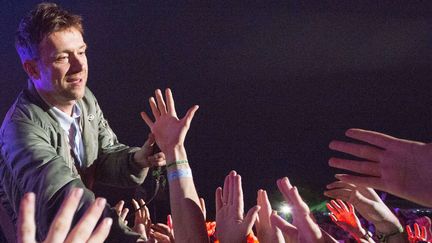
{"left": 35, "top": 27, "right": 88, "bottom": 112}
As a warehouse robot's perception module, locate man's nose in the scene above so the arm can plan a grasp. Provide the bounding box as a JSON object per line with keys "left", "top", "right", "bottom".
{"left": 69, "top": 53, "right": 86, "bottom": 72}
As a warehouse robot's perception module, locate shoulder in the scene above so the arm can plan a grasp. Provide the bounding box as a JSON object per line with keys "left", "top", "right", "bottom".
{"left": 0, "top": 91, "right": 56, "bottom": 142}
{"left": 1, "top": 91, "right": 50, "bottom": 128}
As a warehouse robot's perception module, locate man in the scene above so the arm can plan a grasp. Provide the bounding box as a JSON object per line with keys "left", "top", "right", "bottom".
{"left": 0, "top": 3, "right": 165, "bottom": 242}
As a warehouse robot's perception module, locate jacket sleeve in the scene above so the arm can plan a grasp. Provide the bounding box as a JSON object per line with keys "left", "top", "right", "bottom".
{"left": 82, "top": 89, "right": 149, "bottom": 187}
{"left": 0, "top": 117, "right": 144, "bottom": 242}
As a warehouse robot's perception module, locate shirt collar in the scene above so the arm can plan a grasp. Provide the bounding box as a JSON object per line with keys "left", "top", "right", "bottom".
{"left": 51, "top": 104, "right": 82, "bottom": 132}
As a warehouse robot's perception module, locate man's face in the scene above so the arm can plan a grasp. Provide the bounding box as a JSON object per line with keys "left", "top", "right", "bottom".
{"left": 34, "top": 27, "right": 88, "bottom": 107}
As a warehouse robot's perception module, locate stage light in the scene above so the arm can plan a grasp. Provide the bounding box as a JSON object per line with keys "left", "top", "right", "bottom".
{"left": 280, "top": 204, "right": 292, "bottom": 215}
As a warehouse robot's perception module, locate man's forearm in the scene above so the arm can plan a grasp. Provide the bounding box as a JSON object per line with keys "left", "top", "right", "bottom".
{"left": 165, "top": 146, "right": 207, "bottom": 243}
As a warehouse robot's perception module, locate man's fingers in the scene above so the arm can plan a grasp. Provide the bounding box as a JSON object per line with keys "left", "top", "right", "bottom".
{"left": 329, "top": 200, "right": 344, "bottom": 214}
{"left": 151, "top": 231, "right": 171, "bottom": 242}
{"left": 155, "top": 89, "right": 167, "bottom": 115}
{"left": 166, "top": 214, "right": 173, "bottom": 230}
{"left": 17, "top": 192, "right": 37, "bottom": 243}
{"left": 227, "top": 171, "right": 237, "bottom": 206}
{"left": 215, "top": 187, "right": 223, "bottom": 212}
{"left": 65, "top": 197, "right": 107, "bottom": 243}
{"left": 276, "top": 177, "right": 293, "bottom": 205}
{"left": 143, "top": 133, "right": 156, "bottom": 148}
{"left": 114, "top": 200, "right": 124, "bottom": 215}
{"left": 326, "top": 181, "right": 356, "bottom": 190}
{"left": 135, "top": 223, "right": 147, "bottom": 238}
{"left": 45, "top": 188, "right": 83, "bottom": 243}
{"left": 329, "top": 140, "right": 382, "bottom": 162}
{"left": 131, "top": 199, "right": 143, "bottom": 219}
{"left": 149, "top": 97, "right": 160, "bottom": 118}
{"left": 324, "top": 188, "right": 352, "bottom": 202}
{"left": 183, "top": 105, "right": 199, "bottom": 127}
{"left": 165, "top": 88, "right": 177, "bottom": 117}
{"left": 270, "top": 213, "right": 298, "bottom": 237}
{"left": 329, "top": 158, "right": 381, "bottom": 177}
{"left": 335, "top": 199, "right": 349, "bottom": 212}
{"left": 347, "top": 202, "right": 355, "bottom": 213}
{"left": 199, "top": 197, "right": 206, "bottom": 219}
{"left": 140, "top": 112, "right": 154, "bottom": 128}
{"left": 233, "top": 174, "right": 244, "bottom": 216}
{"left": 326, "top": 203, "right": 338, "bottom": 216}
{"left": 146, "top": 152, "right": 166, "bottom": 167}
{"left": 290, "top": 186, "right": 308, "bottom": 212}
{"left": 414, "top": 223, "right": 420, "bottom": 236}
{"left": 421, "top": 225, "right": 427, "bottom": 239}
{"left": 120, "top": 208, "right": 129, "bottom": 221}
{"left": 329, "top": 213, "right": 338, "bottom": 223}
{"left": 86, "top": 218, "right": 112, "bottom": 243}
{"left": 151, "top": 223, "right": 171, "bottom": 235}
{"left": 335, "top": 174, "right": 384, "bottom": 191}
{"left": 406, "top": 225, "right": 413, "bottom": 237}
{"left": 243, "top": 205, "right": 261, "bottom": 233}
{"left": 345, "top": 128, "right": 399, "bottom": 149}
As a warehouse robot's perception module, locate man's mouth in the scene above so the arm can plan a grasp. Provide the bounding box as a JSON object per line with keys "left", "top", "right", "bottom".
{"left": 66, "top": 78, "right": 82, "bottom": 84}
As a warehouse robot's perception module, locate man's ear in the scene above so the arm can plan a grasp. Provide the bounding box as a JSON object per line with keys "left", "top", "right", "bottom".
{"left": 23, "top": 60, "right": 40, "bottom": 80}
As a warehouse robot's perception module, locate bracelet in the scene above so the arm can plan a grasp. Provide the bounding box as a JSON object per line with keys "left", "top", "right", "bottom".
{"left": 376, "top": 225, "right": 404, "bottom": 243}
{"left": 166, "top": 160, "right": 189, "bottom": 169}
{"left": 167, "top": 168, "right": 192, "bottom": 182}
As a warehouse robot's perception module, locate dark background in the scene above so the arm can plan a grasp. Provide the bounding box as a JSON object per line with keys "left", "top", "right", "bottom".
{"left": 1, "top": 1, "right": 431, "bottom": 221}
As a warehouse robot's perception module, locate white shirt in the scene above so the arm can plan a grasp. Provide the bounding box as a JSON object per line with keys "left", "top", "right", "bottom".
{"left": 52, "top": 105, "right": 85, "bottom": 167}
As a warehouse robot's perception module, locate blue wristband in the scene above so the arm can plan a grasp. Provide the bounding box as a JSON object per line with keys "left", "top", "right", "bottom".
{"left": 167, "top": 168, "right": 192, "bottom": 182}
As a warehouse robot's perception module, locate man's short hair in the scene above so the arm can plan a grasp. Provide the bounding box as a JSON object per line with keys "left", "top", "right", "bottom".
{"left": 15, "top": 2, "right": 83, "bottom": 62}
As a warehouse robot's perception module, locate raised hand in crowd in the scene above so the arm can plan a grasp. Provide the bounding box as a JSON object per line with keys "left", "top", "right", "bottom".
{"left": 324, "top": 181, "right": 404, "bottom": 243}
{"left": 415, "top": 216, "right": 432, "bottom": 242}
{"left": 150, "top": 219, "right": 175, "bottom": 243}
{"left": 140, "top": 88, "right": 207, "bottom": 242}
{"left": 215, "top": 171, "right": 261, "bottom": 243}
{"left": 114, "top": 199, "right": 175, "bottom": 243}
{"left": 329, "top": 128, "right": 432, "bottom": 207}
{"left": 326, "top": 200, "right": 374, "bottom": 243}
{"left": 255, "top": 189, "right": 284, "bottom": 243}
{"left": 406, "top": 223, "right": 428, "bottom": 243}
{"left": 132, "top": 199, "right": 152, "bottom": 238}
{"left": 18, "top": 189, "right": 112, "bottom": 243}
{"left": 269, "top": 177, "right": 338, "bottom": 243}
{"left": 115, "top": 200, "right": 130, "bottom": 226}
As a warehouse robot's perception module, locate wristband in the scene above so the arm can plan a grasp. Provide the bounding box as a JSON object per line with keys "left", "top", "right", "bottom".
{"left": 376, "top": 225, "right": 404, "bottom": 243}
{"left": 167, "top": 168, "right": 192, "bottom": 182}
{"left": 166, "top": 160, "right": 188, "bottom": 169}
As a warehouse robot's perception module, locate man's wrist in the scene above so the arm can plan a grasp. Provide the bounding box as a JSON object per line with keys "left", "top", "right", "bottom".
{"left": 165, "top": 146, "right": 187, "bottom": 163}
{"left": 375, "top": 225, "right": 404, "bottom": 243}
{"left": 130, "top": 151, "right": 149, "bottom": 168}
{"left": 351, "top": 228, "right": 370, "bottom": 241}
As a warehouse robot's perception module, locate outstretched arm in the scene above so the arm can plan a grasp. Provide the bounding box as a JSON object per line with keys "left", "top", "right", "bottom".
{"left": 215, "top": 171, "right": 260, "bottom": 243}
{"left": 324, "top": 181, "right": 405, "bottom": 243}
{"left": 326, "top": 199, "right": 375, "bottom": 243}
{"left": 140, "top": 88, "right": 207, "bottom": 243}
{"left": 329, "top": 128, "right": 432, "bottom": 207}
{"left": 270, "top": 177, "right": 338, "bottom": 243}
{"left": 17, "top": 189, "right": 112, "bottom": 243}
{"left": 255, "top": 189, "right": 284, "bottom": 243}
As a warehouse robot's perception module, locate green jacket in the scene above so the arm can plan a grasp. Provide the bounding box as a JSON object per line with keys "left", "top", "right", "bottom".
{"left": 0, "top": 80, "right": 148, "bottom": 242}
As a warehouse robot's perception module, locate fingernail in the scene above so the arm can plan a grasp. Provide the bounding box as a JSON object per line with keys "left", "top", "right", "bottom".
{"left": 97, "top": 198, "right": 106, "bottom": 207}
{"left": 105, "top": 218, "right": 113, "bottom": 226}
{"left": 25, "top": 192, "right": 35, "bottom": 202}
{"left": 74, "top": 188, "right": 84, "bottom": 198}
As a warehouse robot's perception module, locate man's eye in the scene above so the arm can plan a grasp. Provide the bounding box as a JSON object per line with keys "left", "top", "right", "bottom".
{"left": 56, "top": 56, "right": 68, "bottom": 61}
{"left": 78, "top": 51, "right": 86, "bottom": 55}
